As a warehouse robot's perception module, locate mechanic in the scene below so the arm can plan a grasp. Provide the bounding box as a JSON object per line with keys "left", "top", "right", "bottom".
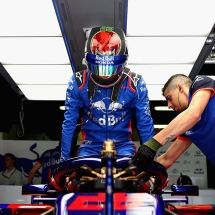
{"left": 0, "top": 153, "right": 24, "bottom": 185}
{"left": 60, "top": 26, "right": 155, "bottom": 161}
{"left": 28, "top": 145, "right": 60, "bottom": 185}
{"left": 129, "top": 74, "right": 215, "bottom": 171}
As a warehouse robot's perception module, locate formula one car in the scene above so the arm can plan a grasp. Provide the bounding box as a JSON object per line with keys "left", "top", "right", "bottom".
{"left": 2, "top": 140, "right": 212, "bottom": 215}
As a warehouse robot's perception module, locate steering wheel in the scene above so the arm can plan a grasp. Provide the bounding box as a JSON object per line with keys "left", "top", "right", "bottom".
{"left": 51, "top": 154, "right": 168, "bottom": 192}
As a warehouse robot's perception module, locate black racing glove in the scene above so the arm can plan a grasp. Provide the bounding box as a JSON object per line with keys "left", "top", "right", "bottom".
{"left": 129, "top": 138, "right": 162, "bottom": 171}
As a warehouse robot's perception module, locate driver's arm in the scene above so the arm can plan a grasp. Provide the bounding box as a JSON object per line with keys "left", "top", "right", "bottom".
{"left": 156, "top": 138, "right": 192, "bottom": 169}
{"left": 61, "top": 74, "right": 83, "bottom": 162}
{"left": 129, "top": 89, "right": 211, "bottom": 170}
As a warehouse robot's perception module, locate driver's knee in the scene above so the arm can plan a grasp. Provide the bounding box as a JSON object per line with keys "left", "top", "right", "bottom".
{"left": 116, "top": 147, "right": 136, "bottom": 156}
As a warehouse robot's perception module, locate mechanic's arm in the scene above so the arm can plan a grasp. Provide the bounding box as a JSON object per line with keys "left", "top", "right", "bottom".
{"left": 154, "top": 89, "right": 211, "bottom": 145}
{"left": 129, "top": 89, "right": 211, "bottom": 168}
{"left": 28, "top": 162, "right": 42, "bottom": 184}
{"left": 156, "top": 138, "right": 192, "bottom": 169}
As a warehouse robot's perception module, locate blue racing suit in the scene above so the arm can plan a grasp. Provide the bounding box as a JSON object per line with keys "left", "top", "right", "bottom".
{"left": 61, "top": 69, "right": 154, "bottom": 161}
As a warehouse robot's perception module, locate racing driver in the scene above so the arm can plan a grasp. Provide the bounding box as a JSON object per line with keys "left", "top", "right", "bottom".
{"left": 60, "top": 26, "right": 155, "bottom": 162}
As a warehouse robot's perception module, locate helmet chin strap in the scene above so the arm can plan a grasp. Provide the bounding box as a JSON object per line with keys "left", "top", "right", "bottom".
{"left": 89, "top": 73, "right": 122, "bottom": 88}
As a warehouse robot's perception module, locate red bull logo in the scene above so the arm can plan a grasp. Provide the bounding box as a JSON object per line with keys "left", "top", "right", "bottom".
{"left": 43, "top": 158, "right": 60, "bottom": 168}
{"left": 90, "top": 98, "right": 126, "bottom": 126}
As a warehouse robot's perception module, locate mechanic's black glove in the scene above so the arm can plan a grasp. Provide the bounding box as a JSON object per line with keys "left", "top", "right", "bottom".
{"left": 129, "top": 138, "right": 162, "bottom": 171}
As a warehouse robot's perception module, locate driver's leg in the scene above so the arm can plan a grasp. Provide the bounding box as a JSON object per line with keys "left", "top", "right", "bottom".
{"left": 77, "top": 144, "right": 102, "bottom": 156}
{"left": 115, "top": 142, "right": 136, "bottom": 156}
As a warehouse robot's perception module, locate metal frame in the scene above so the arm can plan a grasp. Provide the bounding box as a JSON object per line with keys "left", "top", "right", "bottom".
{"left": 0, "top": 63, "right": 27, "bottom": 100}
{"left": 189, "top": 23, "right": 215, "bottom": 80}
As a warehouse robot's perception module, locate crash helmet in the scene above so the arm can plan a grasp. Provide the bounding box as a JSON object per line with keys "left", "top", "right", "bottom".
{"left": 85, "top": 26, "right": 128, "bottom": 87}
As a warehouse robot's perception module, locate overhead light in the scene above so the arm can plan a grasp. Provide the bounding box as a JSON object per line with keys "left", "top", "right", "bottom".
{"left": 206, "top": 46, "right": 215, "bottom": 60}
{"left": 208, "top": 76, "right": 215, "bottom": 80}
{"left": 18, "top": 85, "right": 67, "bottom": 101}
{"left": 147, "top": 85, "right": 165, "bottom": 101}
{"left": 204, "top": 59, "right": 215, "bottom": 64}
{"left": 127, "top": 0, "right": 215, "bottom": 36}
{"left": 4, "top": 65, "right": 73, "bottom": 85}
{"left": 59, "top": 106, "right": 65, "bottom": 111}
{"left": 0, "top": 37, "right": 70, "bottom": 64}
{"left": 0, "top": 0, "right": 61, "bottom": 36}
{"left": 154, "top": 125, "right": 167, "bottom": 129}
{"left": 17, "top": 84, "right": 167, "bottom": 101}
{"left": 127, "top": 64, "right": 192, "bottom": 84}
{"left": 154, "top": 106, "right": 173, "bottom": 111}
{"left": 127, "top": 37, "right": 207, "bottom": 64}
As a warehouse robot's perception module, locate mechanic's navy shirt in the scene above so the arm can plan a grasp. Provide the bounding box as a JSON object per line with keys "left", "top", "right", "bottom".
{"left": 179, "top": 75, "right": 215, "bottom": 165}
{"left": 61, "top": 70, "right": 155, "bottom": 161}
{"left": 38, "top": 146, "right": 60, "bottom": 184}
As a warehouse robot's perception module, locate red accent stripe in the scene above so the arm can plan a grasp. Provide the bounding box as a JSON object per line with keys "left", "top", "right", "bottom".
{"left": 79, "top": 70, "right": 87, "bottom": 90}
{"left": 81, "top": 127, "right": 86, "bottom": 145}
{"left": 67, "top": 193, "right": 105, "bottom": 210}
{"left": 7, "top": 204, "right": 53, "bottom": 209}
{"left": 192, "top": 88, "right": 215, "bottom": 98}
{"left": 128, "top": 72, "right": 136, "bottom": 92}
{"left": 67, "top": 193, "right": 156, "bottom": 211}
{"left": 48, "top": 168, "right": 52, "bottom": 185}
{"left": 168, "top": 204, "right": 214, "bottom": 211}
{"left": 177, "top": 136, "right": 190, "bottom": 141}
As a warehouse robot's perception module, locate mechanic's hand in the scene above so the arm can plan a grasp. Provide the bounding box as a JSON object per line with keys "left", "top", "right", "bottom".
{"left": 129, "top": 145, "right": 156, "bottom": 170}
{"left": 129, "top": 138, "right": 162, "bottom": 171}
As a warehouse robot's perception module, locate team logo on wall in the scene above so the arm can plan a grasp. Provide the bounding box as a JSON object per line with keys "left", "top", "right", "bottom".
{"left": 171, "top": 168, "right": 178, "bottom": 174}
{"left": 182, "top": 170, "right": 190, "bottom": 173}
{"left": 183, "top": 151, "right": 190, "bottom": 156}
{"left": 183, "top": 160, "right": 191, "bottom": 164}
{"left": 195, "top": 150, "right": 203, "bottom": 156}
{"left": 194, "top": 168, "right": 204, "bottom": 174}
{"left": 174, "top": 160, "right": 180, "bottom": 164}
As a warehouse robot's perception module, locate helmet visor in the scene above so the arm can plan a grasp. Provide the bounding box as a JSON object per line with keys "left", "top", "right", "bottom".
{"left": 86, "top": 53, "right": 127, "bottom": 77}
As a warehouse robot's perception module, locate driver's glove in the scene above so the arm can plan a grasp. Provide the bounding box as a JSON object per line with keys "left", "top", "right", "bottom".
{"left": 129, "top": 138, "right": 162, "bottom": 171}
